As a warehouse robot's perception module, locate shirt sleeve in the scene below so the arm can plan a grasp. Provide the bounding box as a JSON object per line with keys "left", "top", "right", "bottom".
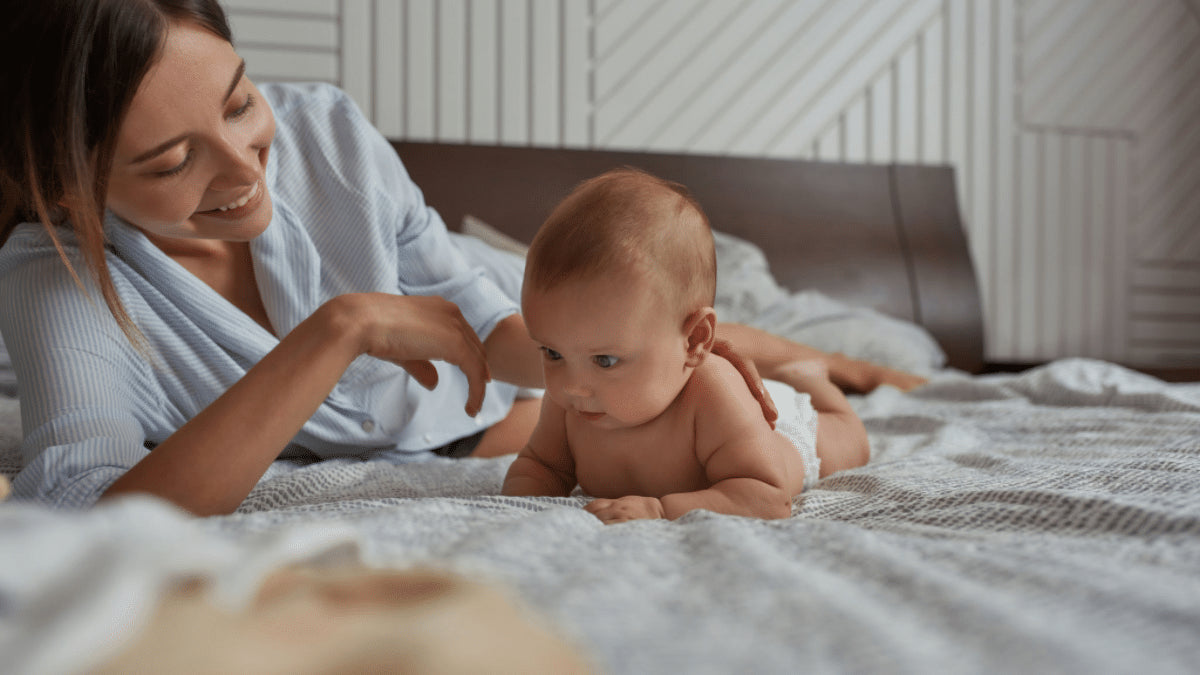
{"left": 390, "top": 184, "right": 521, "bottom": 341}
{"left": 279, "top": 84, "right": 520, "bottom": 341}
{"left": 361, "top": 110, "right": 519, "bottom": 339}
{"left": 0, "top": 240, "right": 155, "bottom": 508}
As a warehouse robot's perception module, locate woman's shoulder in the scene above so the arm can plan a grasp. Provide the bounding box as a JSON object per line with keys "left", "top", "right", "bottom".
{"left": 0, "top": 224, "right": 140, "bottom": 340}
{"left": 258, "top": 81, "right": 355, "bottom": 119}
{"left": 0, "top": 224, "right": 149, "bottom": 384}
{"left": 259, "top": 82, "right": 412, "bottom": 209}
{"left": 259, "top": 82, "right": 369, "bottom": 146}
{"left": 0, "top": 223, "right": 85, "bottom": 283}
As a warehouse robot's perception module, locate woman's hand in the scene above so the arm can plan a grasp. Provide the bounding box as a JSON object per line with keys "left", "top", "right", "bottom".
{"left": 330, "top": 293, "right": 492, "bottom": 416}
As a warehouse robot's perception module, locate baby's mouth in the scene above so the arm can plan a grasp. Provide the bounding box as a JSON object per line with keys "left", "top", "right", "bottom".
{"left": 576, "top": 410, "right": 605, "bottom": 421}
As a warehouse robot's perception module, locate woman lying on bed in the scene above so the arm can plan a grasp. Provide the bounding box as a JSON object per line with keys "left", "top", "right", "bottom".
{"left": 0, "top": 0, "right": 921, "bottom": 516}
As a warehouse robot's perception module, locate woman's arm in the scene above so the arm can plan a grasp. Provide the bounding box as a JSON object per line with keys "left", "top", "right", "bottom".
{"left": 714, "top": 322, "right": 927, "bottom": 393}
{"left": 102, "top": 293, "right": 492, "bottom": 516}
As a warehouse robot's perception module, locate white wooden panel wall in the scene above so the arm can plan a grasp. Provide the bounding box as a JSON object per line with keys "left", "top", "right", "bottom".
{"left": 224, "top": 0, "right": 1200, "bottom": 367}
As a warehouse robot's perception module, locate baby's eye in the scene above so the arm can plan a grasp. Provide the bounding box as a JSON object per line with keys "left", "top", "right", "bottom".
{"left": 540, "top": 347, "right": 562, "bottom": 361}
{"left": 592, "top": 355, "right": 619, "bottom": 369}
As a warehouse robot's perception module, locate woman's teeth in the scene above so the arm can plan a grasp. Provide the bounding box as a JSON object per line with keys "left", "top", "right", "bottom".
{"left": 213, "top": 182, "right": 259, "bottom": 212}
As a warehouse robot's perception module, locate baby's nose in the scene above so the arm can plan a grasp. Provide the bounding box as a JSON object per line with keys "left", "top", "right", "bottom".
{"left": 562, "top": 379, "right": 591, "bottom": 398}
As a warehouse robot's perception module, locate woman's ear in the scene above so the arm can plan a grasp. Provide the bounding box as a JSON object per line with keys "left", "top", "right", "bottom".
{"left": 682, "top": 307, "right": 717, "bottom": 367}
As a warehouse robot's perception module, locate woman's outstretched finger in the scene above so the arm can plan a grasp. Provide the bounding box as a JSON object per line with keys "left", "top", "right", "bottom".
{"left": 399, "top": 359, "right": 439, "bottom": 390}
{"left": 454, "top": 346, "right": 491, "bottom": 417}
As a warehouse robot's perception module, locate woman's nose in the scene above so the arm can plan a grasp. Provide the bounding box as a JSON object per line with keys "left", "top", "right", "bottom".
{"left": 211, "top": 130, "right": 268, "bottom": 188}
{"left": 215, "top": 144, "right": 260, "bottom": 185}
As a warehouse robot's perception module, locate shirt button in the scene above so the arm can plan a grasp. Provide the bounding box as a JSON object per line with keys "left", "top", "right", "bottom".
{"left": 423, "top": 433, "right": 434, "bottom": 443}
{"left": 361, "top": 419, "right": 375, "bottom": 433}
{"left": 475, "top": 416, "right": 484, "bottom": 426}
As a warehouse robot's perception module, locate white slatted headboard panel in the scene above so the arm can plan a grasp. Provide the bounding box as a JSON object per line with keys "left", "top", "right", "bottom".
{"left": 224, "top": 0, "right": 1200, "bottom": 368}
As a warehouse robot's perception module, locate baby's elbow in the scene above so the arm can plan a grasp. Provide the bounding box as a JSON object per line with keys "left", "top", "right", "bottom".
{"left": 502, "top": 455, "right": 572, "bottom": 496}
{"left": 766, "top": 498, "right": 793, "bottom": 519}
{"left": 759, "top": 485, "right": 794, "bottom": 520}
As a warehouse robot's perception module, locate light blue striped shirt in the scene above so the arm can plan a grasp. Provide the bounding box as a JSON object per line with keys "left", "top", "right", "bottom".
{"left": 0, "top": 83, "right": 520, "bottom": 509}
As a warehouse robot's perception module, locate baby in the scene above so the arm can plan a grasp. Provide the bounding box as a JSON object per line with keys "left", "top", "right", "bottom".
{"left": 501, "top": 168, "right": 869, "bottom": 523}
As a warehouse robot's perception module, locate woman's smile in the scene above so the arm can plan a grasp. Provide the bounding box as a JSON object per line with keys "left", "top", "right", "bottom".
{"left": 197, "top": 179, "right": 263, "bottom": 219}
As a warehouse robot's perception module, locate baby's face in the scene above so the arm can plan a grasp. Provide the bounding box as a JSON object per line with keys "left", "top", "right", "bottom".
{"left": 523, "top": 273, "right": 693, "bottom": 430}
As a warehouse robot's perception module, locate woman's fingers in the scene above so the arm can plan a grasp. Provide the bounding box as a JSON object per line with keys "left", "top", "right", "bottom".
{"left": 426, "top": 300, "right": 491, "bottom": 416}
{"left": 349, "top": 293, "right": 492, "bottom": 416}
{"left": 456, "top": 347, "right": 491, "bottom": 417}
{"left": 398, "top": 359, "right": 439, "bottom": 390}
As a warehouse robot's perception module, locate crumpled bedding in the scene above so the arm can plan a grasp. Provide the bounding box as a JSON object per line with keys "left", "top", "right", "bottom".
{"left": 4, "top": 358, "right": 1197, "bottom": 674}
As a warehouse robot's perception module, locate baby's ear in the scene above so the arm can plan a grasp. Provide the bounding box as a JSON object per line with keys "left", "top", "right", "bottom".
{"left": 683, "top": 307, "right": 717, "bottom": 367}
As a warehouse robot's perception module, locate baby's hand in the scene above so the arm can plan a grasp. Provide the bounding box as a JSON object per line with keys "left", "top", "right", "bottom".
{"left": 585, "top": 496, "right": 665, "bottom": 524}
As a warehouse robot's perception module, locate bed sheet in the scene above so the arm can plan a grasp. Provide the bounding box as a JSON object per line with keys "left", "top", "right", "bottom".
{"left": 4, "top": 358, "right": 1198, "bottom": 674}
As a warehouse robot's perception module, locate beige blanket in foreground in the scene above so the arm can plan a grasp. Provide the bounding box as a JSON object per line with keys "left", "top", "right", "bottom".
{"left": 97, "top": 566, "right": 594, "bottom": 675}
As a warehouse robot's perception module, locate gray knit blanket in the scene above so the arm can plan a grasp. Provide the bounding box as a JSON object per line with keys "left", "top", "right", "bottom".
{"left": 3, "top": 358, "right": 1199, "bottom": 674}
{"left": 219, "top": 358, "right": 1200, "bottom": 674}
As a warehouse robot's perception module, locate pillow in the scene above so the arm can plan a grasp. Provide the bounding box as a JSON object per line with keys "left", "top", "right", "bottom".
{"left": 709, "top": 230, "right": 945, "bottom": 372}
{"left": 447, "top": 229, "right": 525, "bottom": 306}
{"left": 0, "top": 395, "right": 20, "bottom": 484}
{"left": 0, "top": 334, "right": 15, "bottom": 397}
{"left": 461, "top": 214, "right": 530, "bottom": 258}
{"left": 712, "top": 230, "right": 790, "bottom": 325}
{"left": 750, "top": 289, "right": 947, "bottom": 374}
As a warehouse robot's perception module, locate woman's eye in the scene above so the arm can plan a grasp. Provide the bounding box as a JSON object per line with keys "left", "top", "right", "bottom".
{"left": 593, "top": 355, "right": 618, "bottom": 369}
{"left": 229, "top": 93, "right": 256, "bottom": 120}
{"left": 156, "top": 149, "right": 193, "bottom": 178}
{"left": 541, "top": 347, "right": 562, "bottom": 361}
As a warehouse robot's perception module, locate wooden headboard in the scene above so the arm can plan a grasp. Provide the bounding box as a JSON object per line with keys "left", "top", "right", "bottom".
{"left": 391, "top": 141, "right": 984, "bottom": 374}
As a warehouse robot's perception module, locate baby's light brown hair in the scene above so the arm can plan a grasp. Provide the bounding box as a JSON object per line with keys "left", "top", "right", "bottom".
{"left": 523, "top": 168, "right": 716, "bottom": 321}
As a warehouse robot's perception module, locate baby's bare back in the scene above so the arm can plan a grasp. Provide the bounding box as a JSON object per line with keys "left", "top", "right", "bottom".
{"left": 568, "top": 357, "right": 807, "bottom": 500}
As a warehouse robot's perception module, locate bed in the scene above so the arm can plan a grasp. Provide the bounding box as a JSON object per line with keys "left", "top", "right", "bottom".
{"left": 2, "top": 142, "right": 1199, "bottom": 674}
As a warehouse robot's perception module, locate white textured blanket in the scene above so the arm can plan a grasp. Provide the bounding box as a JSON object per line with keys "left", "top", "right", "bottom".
{"left": 3, "top": 358, "right": 1200, "bottom": 674}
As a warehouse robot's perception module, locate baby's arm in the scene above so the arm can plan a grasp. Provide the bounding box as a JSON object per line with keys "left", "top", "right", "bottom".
{"left": 776, "top": 360, "right": 870, "bottom": 477}
{"left": 501, "top": 396, "right": 577, "bottom": 496}
{"left": 659, "top": 364, "right": 796, "bottom": 520}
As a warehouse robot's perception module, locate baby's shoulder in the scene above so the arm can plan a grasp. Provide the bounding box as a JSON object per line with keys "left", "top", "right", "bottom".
{"left": 690, "top": 353, "right": 746, "bottom": 389}
{"left": 685, "top": 357, "right": 767, "bottom": 423}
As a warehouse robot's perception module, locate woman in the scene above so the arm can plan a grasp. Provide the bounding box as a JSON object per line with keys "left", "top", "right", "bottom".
{"left": 0, "top": 0, "right": 918, "bottom": 515}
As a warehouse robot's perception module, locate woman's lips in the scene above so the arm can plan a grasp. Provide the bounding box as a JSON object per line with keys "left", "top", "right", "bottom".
{"left": 197, "top": 180, "right": 263, "bottom": 219}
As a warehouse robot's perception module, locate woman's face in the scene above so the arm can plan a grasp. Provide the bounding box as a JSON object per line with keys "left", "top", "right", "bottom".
{"left": 106, "top": 21, "right": 275, "bottom": 250}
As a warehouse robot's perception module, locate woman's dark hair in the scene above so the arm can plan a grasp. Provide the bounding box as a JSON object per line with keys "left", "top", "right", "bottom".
{"left": 0, "top": 0, "right": 233, "bottom": 345}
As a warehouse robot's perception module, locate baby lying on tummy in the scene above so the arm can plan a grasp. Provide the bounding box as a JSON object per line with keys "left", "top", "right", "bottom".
{"left": 501, "top": 168, "right": 869, "bottom": 523}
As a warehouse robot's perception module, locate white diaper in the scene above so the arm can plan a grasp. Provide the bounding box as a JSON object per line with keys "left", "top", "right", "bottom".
{"left": 764, "top": 379, "right": 821, "bottom": 491}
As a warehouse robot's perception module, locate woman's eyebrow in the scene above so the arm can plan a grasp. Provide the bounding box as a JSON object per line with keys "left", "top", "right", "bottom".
{"left": 130, "top": 59, "right": 247, "bottom": 164}
{"left": 222, "top": 60, "right": 247, "bottom": 104}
